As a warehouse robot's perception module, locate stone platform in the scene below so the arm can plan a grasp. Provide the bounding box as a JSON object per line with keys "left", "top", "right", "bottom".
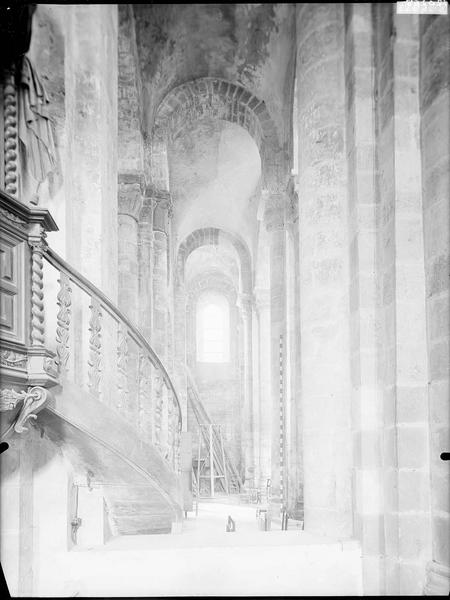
{"left": 34, "top": 502, "right": 363, "bottom": 596}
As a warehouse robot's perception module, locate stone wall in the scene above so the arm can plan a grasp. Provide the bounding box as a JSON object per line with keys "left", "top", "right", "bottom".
{"left": 187, "top": 296, "right": 244, "bottom": 476}
{"left": 0, "top": 429, "right": 73, "bottom": 596}
{"left": 373, "top": 5, "right": 432, "bottom": 594}
{"left": 420, "top": 12, "right": 450, "bottom": 596}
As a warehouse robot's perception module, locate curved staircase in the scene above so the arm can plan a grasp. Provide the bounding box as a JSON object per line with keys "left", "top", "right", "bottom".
{"left": 0, "top": 189, "right": 184, "bottom": 539}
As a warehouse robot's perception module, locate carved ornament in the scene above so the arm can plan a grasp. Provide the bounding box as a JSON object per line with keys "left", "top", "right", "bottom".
{"left": 0, "top": 207, "right": 27, "bottom": 230}
{"left": 87, "top": 297, "right": 102, "bottom": 395}
{"left": 55, "top": 272, "right": 72, "bottom": 372}
{"left": 43, "top": 355, "right": 59, "bottom": 379}
{"left": 0, "top": 349, "right": 28, "bottom": 369}
{"left": 0, "top": 386, "right": 48, "bottom": 439}
{"left": 0, "top": 388, "right": 26, "bottom": 411}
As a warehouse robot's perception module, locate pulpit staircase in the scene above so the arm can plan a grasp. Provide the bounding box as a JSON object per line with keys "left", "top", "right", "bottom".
{"left": 0, "top": 189, "right": 184, "bottom": 539}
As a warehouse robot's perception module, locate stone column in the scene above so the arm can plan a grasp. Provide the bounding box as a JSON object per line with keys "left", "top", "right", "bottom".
{"left": 345, "top": 4, "right": 384, "bottom": 593}
{"left": 238, "top": 292, "right": 254, "bottom": 484}
{"left": 255, "top": 288, "right": 271, "bottom": 487}
{"left": 152, "top": 191, "right": 172, "bottom": 362}
{"left": 296, "top": 3, "right": 352, "bottom": 538}
{"left": 285, "top": 182, "right": 302, "bottom": 517}
{"left": 118, "top": 174, "right": 143, "bottom": 324}
{"left": 251, "top": 301, "right": 261, "bottom": 486}
{"left": 174, "top": 275, "right": 188, "bottom": 428}
{"left": 64, "top": 5, "right": 118, "bottom": 301}
{"left": 264, "top": 191, "right": 287, "bottom": 510}
{"left": 420, "top": 13, "right": 450, "bottom": 597}
{"left": 138, "top": 193, "right": 154, "bottom": 342}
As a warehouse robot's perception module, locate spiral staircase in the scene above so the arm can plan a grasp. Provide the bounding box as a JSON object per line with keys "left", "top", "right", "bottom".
{"left": 0, "top": 189, "right": 184, "bottom": 538}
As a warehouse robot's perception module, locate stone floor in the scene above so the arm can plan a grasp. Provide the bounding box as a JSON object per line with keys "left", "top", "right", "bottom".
{"left": 36, "top": 500, "right": 364, "bottom": 596}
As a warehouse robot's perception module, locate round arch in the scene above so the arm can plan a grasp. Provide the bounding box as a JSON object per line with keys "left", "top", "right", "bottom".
{"left": 149, "top": 77, "right": 287, "bottom": 192}
{"left": 177, "top": 227, "right": 252, "bottom": 295}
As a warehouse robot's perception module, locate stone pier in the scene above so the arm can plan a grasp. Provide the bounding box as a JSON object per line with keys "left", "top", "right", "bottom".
{"left": 296, "top": 2, "right": 352, "bottom": 538}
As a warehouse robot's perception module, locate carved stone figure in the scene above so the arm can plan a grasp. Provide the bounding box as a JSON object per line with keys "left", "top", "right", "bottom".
{"left": 18, "top": 56, "right": 56, "bottom": 204}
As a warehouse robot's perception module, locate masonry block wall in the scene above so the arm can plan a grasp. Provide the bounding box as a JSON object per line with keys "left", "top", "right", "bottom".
{"left": 420, "top": 13, "right": 450, "bottom": 595}
{"left": 373, "top": 4, "right": 432, "bottom": 594}
{"left": 188, "top": 297, "right": 244, "bottom": 477}
{"left": 294, "top": 3, "right": 448, "bottom": 594}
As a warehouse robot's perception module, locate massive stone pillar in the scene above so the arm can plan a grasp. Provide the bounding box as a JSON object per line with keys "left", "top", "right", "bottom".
{"left": 255, "top": 288, "right": 271, "bottom": 487}
{"left": 118, "top": 174, "right": 143, "bottom": 324}
{"left": 152, "top": 192, "right": 172, "bottom": 362}
{"left": 420, "top": 13, "right": 450, "bottom": 597}
{"left": 64, "top": 5, "right": 118, "bottom": 301}
{"left": 264, "top": 191, "right": 287, "bottom": 509}
{"left": 296, "top": 3, "right": 353, "bottom": 538}
{"left": 373, "top": 6, "right": 433, "bottom": 594}
{"left": 238, "top": 292, "right": 254, "bottom": 484}
{"left": 138, "top": 193, "right": 154, "bottom": 342}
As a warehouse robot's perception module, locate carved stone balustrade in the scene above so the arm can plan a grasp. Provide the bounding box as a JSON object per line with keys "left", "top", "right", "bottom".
{"left": 0, "top": 187, "right": 183, "bottom": 529}
{"left": 41, "top": 243, "right": 183, "bottom": 476}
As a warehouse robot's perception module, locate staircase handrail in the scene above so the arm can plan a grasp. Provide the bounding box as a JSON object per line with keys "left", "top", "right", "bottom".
{"left": 44, "top": 246, "right": 182, "bottom": 425}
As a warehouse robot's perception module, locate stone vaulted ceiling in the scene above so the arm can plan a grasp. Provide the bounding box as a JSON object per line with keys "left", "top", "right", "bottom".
{"left": 133, "top": 3, "right": 296, "bottom": 145}
{"left": 132, "top": 3, "right": 295, "bottom": 253}
{"left": 169, "top": 119, "right": 261, "bottom": 247}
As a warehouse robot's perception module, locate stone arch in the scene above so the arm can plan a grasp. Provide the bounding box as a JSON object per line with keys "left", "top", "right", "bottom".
{"left": 177, "top": 227, "right": 252, "bottom": 295}
{"left": 187, "top": 271, "right": 238, "bottom": 306}
{"left": 150, "top": 77, "right": 287, "bottom": 192}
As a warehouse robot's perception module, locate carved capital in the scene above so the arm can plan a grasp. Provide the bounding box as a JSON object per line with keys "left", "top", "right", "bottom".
{"left": 153, "top": 190, "right": 172, "bottom": 212}
{"left": 118, "top": 176, "right": 144, "bottom": 220}
{"left": 153, "top": 190, "right": 173, "bottom": 234}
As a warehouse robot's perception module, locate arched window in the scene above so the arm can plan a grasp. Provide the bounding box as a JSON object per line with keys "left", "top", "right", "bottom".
{"left": 196, "top": 292, "right": 230, "bottom": 363}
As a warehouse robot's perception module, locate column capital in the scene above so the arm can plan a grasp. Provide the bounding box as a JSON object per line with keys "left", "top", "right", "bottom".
{"left": 151, "top": 189, "right": 173, "bottom": 233}
{"left": 118, "top": 172, "right": 145, "bottom": 220}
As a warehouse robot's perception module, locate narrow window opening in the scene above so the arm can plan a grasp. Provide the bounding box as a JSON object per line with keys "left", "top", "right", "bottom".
{"left": 196, "top": 292, "right": 230, "bottom": 363}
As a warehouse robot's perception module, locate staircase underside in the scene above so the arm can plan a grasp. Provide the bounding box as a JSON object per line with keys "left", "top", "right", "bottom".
{"left": 38, "top": 406, "right": 182, "bottom": 536}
